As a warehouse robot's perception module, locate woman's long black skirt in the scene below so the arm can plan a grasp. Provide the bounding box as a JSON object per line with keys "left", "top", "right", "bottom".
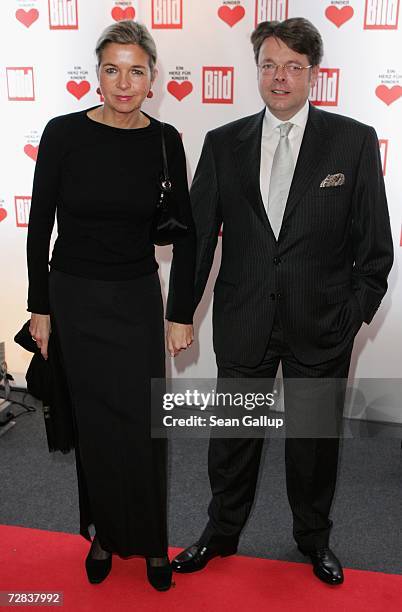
{"left": 49, "top": 269, "right": 167, "bottom": 557}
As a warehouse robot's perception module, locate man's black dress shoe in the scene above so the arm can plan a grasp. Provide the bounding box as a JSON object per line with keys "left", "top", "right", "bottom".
{"left": 85, "top": 540, "right": 112, "bottom": 584}
{"left": 298, "top": 546, "right": 344, "bottom": 585}
{"left": 172, "top": 543, "right": 236, "bottom": 573}
{"left": 146, "top": 558, "right": 173, "bottom": 591}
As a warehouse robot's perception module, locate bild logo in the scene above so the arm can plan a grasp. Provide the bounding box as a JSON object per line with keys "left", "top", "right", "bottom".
{"left": 7, "top": 68, "right": 35, "bottom": 101}
{"left": 364, "top": 0, "right": 399, "bottom": 29}
{"left": 15, "top": 197, "right": 31, "bottom": 228}
{"left": 152, "top": 0, "right": 182, "bottom": 29}
{"left": 48, "top": 0, "right": 78, "bottom": 30}
{"left": 202, "top": 67, "right": 234, "bottom": 104}
{"left": 255, "top": 0, "right": 288, "bottom": 26}
{"left": 309, "top": 69, "right": 339, "bottom": 106}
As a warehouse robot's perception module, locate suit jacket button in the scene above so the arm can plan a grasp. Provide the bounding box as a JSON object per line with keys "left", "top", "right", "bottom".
{"left": 277, "top": 292, "right": 282, "bottom": 299}
{"left": 273, "top": 257, "right": 281, "bottom": 265}
{"left": 270, "top": 293, "right": 276, "bottom": 300}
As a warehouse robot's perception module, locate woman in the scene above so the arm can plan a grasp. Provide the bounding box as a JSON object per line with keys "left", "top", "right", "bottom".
{"left": 27, "top": 20, "right": 195, "bottom": 591}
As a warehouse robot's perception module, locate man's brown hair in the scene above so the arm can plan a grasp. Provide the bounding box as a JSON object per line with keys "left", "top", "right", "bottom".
{"left": 251, "top": 18, "right": 323, "bottom": 66}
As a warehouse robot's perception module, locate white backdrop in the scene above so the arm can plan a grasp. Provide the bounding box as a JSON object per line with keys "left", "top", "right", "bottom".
{"left": 1, "top": 1, "right": 401, "bottom": 423}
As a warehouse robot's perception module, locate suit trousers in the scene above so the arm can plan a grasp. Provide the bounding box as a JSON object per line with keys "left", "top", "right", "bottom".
{"left": 199, "top": 310, "right": 353, "bottom": 552}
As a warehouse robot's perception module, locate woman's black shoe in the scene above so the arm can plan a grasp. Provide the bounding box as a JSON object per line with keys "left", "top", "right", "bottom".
{"left": 85, "top": 537, "right": 112, "bottom": 584}
{"left": 146, "top": 557, "right": 173, "bottom": 591}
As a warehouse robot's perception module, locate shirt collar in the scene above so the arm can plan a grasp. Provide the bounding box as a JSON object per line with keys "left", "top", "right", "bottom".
{"left": 263, "top": 100, "right": 310, "bottom": 133}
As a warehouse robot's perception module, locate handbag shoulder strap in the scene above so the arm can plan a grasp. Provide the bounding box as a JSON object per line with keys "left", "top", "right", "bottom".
{"left": 160, "top": 122, "right": 169, "bottom": 181}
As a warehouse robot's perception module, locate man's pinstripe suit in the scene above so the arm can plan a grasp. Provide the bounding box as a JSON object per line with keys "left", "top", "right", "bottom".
{"left": 190, "top": 103, "right": 393, "bottom": 552}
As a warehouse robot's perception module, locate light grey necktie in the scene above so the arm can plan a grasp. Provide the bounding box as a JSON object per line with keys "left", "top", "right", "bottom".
{"left": 267, "top": 122, "right": 294, "bottom": 239}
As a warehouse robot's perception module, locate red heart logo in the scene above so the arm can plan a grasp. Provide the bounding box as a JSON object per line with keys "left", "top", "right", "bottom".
{"left": 15, "top": 8, "right": 39, "bottom": 28}
{"left": 111, "top": 7, "right": 136, "bottom": 21}
{"left": 0, "top": 208, "right": 7, "bottom": 223}
{"left": 325, "top": 6, "right": 354, "bottom": 27}
{"left": 375, "top": 85, "right": 402, "bottom": 106}
{"left": 218, "top": 5, "right": 245, "bottom": 27}
{"left": 66, "top": 80, "right": 91, "bottom": 100}
{"left": 24, "top": 144, "right": 38, "bottom": 161}
{"left": 167, "top": 80, "right": 193, "bottom": 101}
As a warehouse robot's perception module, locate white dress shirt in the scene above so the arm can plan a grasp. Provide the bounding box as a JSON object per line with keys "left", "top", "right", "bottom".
{"left": 260, "top": 100, "right": 309, "bottom": 211}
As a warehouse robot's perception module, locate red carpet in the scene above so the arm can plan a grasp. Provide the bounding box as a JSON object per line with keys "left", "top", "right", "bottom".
{"left": 0, "top": 525, "right": 400, "bottom": 611}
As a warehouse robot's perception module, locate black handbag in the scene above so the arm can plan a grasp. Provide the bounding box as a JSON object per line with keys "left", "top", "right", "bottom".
{"left": 151, "top": 122, "right": 188, "bottom": 246}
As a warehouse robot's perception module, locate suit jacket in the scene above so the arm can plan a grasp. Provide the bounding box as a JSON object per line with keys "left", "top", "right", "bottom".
{"left": 192, "top": 104, "right": 393, "bottom": 366}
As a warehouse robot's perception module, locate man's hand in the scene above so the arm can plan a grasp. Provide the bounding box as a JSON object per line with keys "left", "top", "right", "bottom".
{"left": 166, "top": 322, "right": 194, "bottom": 357}
{"left": 29, "top": 313, "right": 51, "bottom": 360}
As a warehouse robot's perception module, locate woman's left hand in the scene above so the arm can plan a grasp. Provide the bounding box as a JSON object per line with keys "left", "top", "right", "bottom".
{"left": 166, "top": 322, "right": 194, "bottom": 357}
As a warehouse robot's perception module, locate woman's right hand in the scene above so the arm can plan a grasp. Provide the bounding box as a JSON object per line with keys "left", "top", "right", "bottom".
{"left": 29, "top": 313, "right": 51, "bottom": 360}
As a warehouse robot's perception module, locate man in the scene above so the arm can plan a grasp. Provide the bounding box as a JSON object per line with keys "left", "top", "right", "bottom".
{"left": 172, "top": 18, "right": 393, "bottom": 584}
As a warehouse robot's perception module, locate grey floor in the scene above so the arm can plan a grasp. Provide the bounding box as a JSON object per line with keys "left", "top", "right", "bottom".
{"left": 0, "top": 399, "right": 401, "bottom": 575}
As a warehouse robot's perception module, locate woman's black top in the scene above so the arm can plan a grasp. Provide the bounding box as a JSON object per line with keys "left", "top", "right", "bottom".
{"left": 26, "top": 107, "right": 195, "bottom": 323}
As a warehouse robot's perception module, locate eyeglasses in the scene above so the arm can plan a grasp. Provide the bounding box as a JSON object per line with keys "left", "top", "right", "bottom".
{"left": 258, "top": 62, "right": 312, "bottom": 77}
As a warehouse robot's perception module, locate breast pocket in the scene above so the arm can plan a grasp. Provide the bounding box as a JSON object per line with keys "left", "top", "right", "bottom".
{"left": 312, "top": 185, "right": 349, "bottom": 199}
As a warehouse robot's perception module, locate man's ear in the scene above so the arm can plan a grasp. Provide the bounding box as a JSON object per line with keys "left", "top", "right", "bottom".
{"left": 310, "top": 65, "right": 320, "bottom": 89}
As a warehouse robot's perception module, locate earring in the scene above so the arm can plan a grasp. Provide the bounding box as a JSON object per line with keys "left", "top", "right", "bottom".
{"left": 96, "top": 87, "right": 101, "bottom": 95}
{"left": 147, "top": 90, "right": 154, "bottom": 98}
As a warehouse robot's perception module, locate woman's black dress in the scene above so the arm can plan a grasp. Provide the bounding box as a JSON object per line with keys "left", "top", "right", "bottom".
{"left": 26, "top": 107, "right": 195, "bottom": 557}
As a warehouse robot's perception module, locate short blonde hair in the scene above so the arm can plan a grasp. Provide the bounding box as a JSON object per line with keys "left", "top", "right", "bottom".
{"left": 95, "top": 20, "right": 157, "bottom": 75}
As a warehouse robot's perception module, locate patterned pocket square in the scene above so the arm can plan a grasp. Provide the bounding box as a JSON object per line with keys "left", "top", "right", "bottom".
{"left": 320, "top": 173, "right": 345, "bottom": 188}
